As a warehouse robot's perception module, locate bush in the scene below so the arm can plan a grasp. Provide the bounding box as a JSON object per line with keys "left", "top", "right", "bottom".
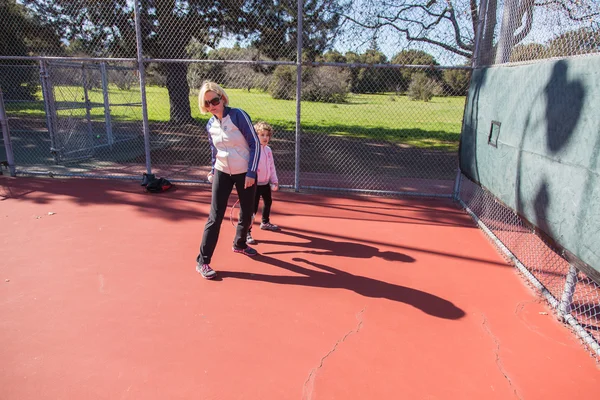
{"left": 268, "top": 66, "right": 297, "bottom": 100}
{"left": 109, "top": 69, "right": 136, "bottom": 91}
{"left": 407, "top": 73, "right": 442, "bottom": 102}
{"left": 302, "top": 67, "right": 350, "bottom": 103}
{"left": 268, "top": 65, "right": 350, "bottom": 103}
{"left": 145, "top": 63, "right": 167, "bottom": 87}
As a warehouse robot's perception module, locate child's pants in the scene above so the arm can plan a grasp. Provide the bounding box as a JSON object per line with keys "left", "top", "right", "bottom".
{"left": 197, "top": 170, "right": 256, "bottom": 264}
{"left": 250, "top": 184, "right": 273, "bottom": 231}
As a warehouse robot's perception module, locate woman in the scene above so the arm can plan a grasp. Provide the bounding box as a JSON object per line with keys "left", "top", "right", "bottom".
{"left": 196, "top": 81, "right": 260, "bottom": 279}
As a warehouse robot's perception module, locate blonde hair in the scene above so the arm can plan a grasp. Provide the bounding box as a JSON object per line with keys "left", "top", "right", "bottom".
{"left": 254, "top": 121, "right": 274, "bottom": 137}
{"left": 198, "top": 81, "right": 229, "bottom": 114}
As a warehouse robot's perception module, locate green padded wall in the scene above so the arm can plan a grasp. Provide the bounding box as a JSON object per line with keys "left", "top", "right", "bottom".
{"left": 460, "top": 54, "right": 600, "bottom": 274}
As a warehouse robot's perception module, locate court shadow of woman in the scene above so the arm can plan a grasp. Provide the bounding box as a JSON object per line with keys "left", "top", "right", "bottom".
{"left": 219, "top": 256, "right": 465, "bottom": 320}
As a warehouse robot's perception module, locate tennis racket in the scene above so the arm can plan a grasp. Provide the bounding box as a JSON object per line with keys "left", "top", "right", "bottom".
{"left": 230, "top": 199, "right": 240, "bottom": 226}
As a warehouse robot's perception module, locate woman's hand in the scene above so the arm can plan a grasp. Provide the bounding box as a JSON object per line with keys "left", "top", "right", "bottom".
{"left": 270, "top": 182, "right": 279, "bottom": 192}
{"left": 245, "top": 176, "right": 255, "bottom": 189}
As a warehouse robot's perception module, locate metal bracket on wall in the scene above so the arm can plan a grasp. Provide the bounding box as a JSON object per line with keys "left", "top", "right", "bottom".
{"left": 488, "top": 120, "right": 501, "bottom": 147}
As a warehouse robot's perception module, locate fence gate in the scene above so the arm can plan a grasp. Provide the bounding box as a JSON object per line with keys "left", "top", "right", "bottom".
{"left": 42, "top": 61, "right": 141, "bottom": 164}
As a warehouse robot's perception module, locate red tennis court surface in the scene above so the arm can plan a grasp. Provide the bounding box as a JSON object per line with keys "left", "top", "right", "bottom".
{"left": 1, "top": 176, "right": 598, "bottom": 399}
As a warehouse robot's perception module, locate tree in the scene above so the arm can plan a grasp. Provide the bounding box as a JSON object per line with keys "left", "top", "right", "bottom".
{"left": 189, "top": 45, "right": 272, "bottom": 92}
{"left": 546, "top": 28, "right": 600, "bottom": 58}
{"left": 509, "top": 43, "right": 546, "bottom": 62}
{"left": 508, "top": 28, "right": 600, "bottom": 63}
{"left": 0, "top": 0, "right": 62, "bottom": 99}
{"left": 22, "top": 0, "right": 253, "bottom": 124}
{"left": 407, "top": 72, "right": 442, "bottom": 102}
{"left": 318, "top": 50, "right": 347, "bottom": 63}
{"left": 22, "top": 0, "right": 347, "bottom": 123}
{"left": 343, "top": 48, "right": 393, "bottom": 93}
{"left": 442, "top": 68, "right": 471, "bottom": 96}
{"left": 20, "top": 0, "right": 137, "bottom": 57}
{"left": 391, "top": 49, "right": 440, "bottom": 91}
{"left": 268, "top": 65, "right": 298, "bottom": 100}
{"left": 342, "top": 0, "right": 484, "bottom": 63}
{"left": 246, "top": 0, "right": 348, "bottom": 62}
{"left": 341, "top": 0, "right": 599, "bottom": 65}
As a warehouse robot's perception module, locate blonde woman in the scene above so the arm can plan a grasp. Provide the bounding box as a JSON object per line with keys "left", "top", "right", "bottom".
{"left": 196, "top": 81, "right": 260, "bottom": 279}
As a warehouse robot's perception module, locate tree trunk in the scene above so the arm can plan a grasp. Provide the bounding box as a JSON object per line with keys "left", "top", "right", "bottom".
{"left": 166, "top": 62, "right": 194, "bottom": 125}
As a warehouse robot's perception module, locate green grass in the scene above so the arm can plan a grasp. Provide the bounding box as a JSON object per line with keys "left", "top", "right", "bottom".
{"left": 6, "top": 86, "right": 465, "bottom": 151}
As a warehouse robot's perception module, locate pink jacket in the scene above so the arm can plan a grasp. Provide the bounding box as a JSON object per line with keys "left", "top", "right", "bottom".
{"left": 256, "top": 145, "right": 278, "bottom": 186}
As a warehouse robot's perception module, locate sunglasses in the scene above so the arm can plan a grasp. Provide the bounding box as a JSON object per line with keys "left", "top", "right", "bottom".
{"left": 204, "top": 96, "right": 221, "bottom": 108}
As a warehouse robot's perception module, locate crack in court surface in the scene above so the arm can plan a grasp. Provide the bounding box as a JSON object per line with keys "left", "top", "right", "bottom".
{"left": 481, "top": 314, "right": 523, "bottom": 400}
{"left": 302, "top": 307, "right": 366, "bottom": 400}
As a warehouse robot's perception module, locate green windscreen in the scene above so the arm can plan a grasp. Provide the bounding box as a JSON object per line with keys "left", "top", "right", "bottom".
{"left": 460, "top": 55, "right": 600, "bottom": 275}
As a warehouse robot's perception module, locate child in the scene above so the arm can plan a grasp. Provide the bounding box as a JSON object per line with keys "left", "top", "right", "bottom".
{"left": 247, "top": 121, "right": 279, "bottom": 244}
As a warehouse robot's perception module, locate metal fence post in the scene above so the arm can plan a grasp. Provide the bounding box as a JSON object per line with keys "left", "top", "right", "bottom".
{"left": 558, "top": 264, "right": 578, "bottom": 320}
{"left": 133, "top": 0, "right": 152, "bottom": 175}
{"left": 100, "top": 62, "right": 114, "bottom": 146}
{"left": 453, "top": 169, "right": 462, "bottom": 201}
{"left": 294, "top": 0, "right": 303, "bottom": 192}
{"left": 0, "top": 89, "right": 16, "bottom": 176}
{"left": 81, "top": 64, "right": 95, "bottom": 151}
{"left": 39, "top": 60, "right": 59, "bottom": 163}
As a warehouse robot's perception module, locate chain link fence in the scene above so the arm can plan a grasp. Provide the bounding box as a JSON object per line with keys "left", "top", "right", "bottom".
{"left": 1, "top": 0, "right": 599, "bottom": 360}
{"left": 0, "top": 57, "right": 469, "bottom": 194}
{"left": 458, "top": 174, "right": 600, "bottom": 361}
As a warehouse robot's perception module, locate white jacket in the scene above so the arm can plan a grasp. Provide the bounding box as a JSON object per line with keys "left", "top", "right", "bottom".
{"left": 206, "top": 107, "right": 260, "bottom": 178}
{"left": 256, "top": 145, "right": 278, "bottom": 186}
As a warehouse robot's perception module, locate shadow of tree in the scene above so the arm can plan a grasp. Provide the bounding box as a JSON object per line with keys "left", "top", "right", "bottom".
{"left": 0, "top": 176, "right": 209, "bottom": 221}
{"left": 516, "top": 60, "right": 585, "bottom": 246}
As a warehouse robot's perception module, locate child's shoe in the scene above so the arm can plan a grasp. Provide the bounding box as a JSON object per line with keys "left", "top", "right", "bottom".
{"left": 246, "top": 232, "right": 257, "bottom": 244}
{"left": 260, "top": 222, "right": 280, "bottom": 231}
{"left": 233, "top": 245, "right": 258, "bottom": 256}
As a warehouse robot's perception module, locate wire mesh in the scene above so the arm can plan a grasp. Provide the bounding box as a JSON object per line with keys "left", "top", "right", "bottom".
{"left": 475, "top": 0, "right": 600, "bottom": 66}
{"left": 459, "top": 174, "right": 600, "bottom": 361}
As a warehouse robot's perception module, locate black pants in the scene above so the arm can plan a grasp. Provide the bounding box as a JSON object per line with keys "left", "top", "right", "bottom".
{"left": 250, "top": 184, "right": 272, "bottom": 232}
{"left": 197, "top": 170, "right": 256, "bottom": 264}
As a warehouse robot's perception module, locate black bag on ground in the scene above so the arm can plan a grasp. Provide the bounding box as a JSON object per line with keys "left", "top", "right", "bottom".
{"left": 143, "top": 174, "right": 173, "bottom": 193}
{"left": 141, "top": 173, "right": 155, "bottom": 187}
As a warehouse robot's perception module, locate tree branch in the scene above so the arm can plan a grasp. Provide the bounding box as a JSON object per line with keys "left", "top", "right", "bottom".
{"left": 535, "top": 0, "right": 600, "bottom": 22}
{"left": 341, "top": 1, "right": 477, "bottom": 59}
{"left": 446, "top": 5, "right": 474, "bottom": 51}
{"left": 379, "top": 21, "right": 472, "bottom": 57}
